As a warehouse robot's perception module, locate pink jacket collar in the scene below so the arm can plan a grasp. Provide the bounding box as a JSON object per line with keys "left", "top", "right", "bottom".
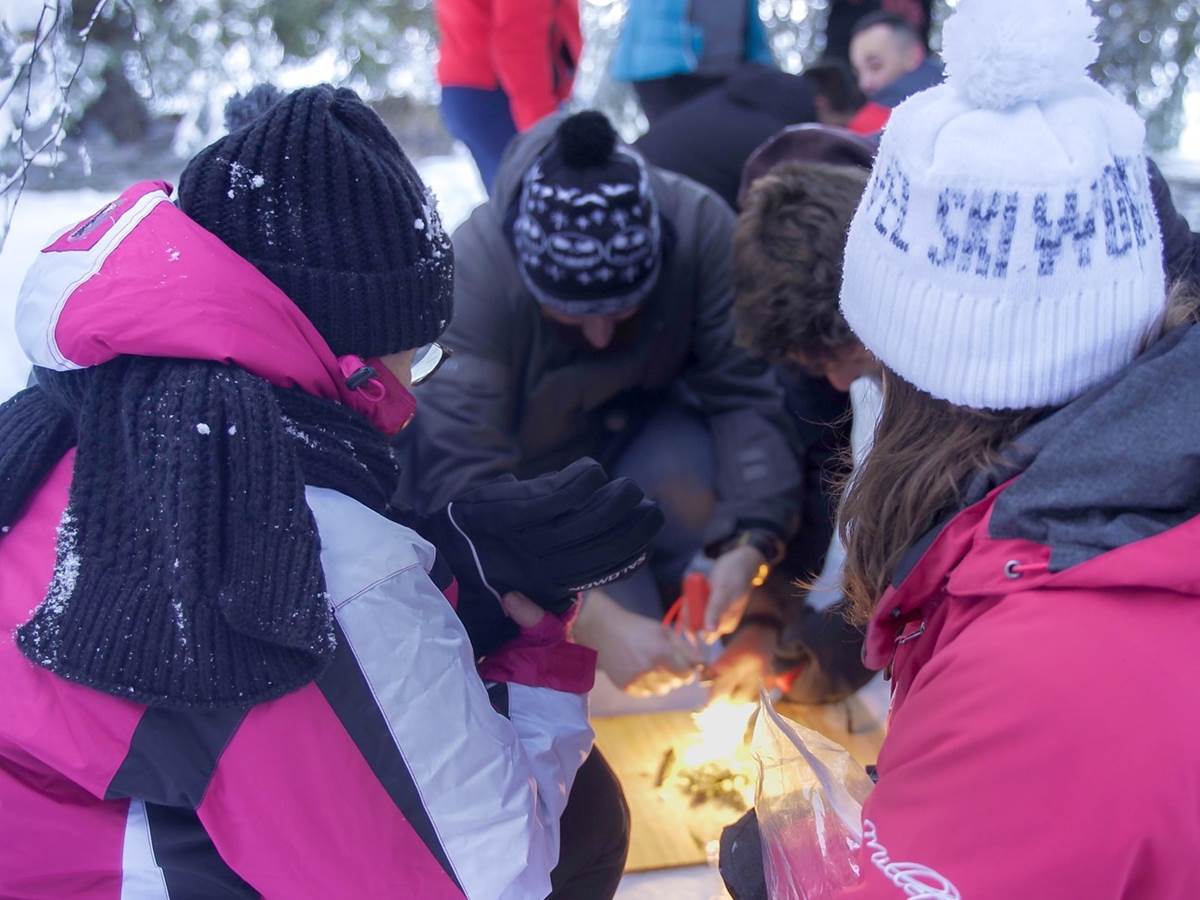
{"left": 15, "top": 181, "right": 412, "bottom": 434}
{"left": 865, "top": 476, "right": 1200, "bottom": 673}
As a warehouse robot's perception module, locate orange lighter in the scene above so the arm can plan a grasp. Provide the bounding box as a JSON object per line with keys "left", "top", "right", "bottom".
{"left": 662, "top": 571, "right": 710, "bottom": 634}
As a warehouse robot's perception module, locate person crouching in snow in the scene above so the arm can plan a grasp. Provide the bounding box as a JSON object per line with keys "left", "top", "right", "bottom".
{"left": 812, "top": 0, "right": 1200, "bottom": 894}
{"left": 0, "top": 85, "right": 661, "bottom": 899}
{"left": 703, "top": 128, "right": 883, "bottom": 705}
{"left": 407, "top": 109, "right": 806, "bottom": 697}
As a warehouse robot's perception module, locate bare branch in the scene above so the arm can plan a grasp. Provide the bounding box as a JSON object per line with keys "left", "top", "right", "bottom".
{"left": 121, "top": 0, "right": 155, "bottom": 103}
{"left": 0, "top": 0, "right": 112, "bottom": 250}
{"left": 0, "top": 2, "right": 56, "bottom": 115}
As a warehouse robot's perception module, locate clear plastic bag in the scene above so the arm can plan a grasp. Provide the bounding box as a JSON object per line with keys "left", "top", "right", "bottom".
{"left": 752, "top": 691, "right": 875, "bottom": 899}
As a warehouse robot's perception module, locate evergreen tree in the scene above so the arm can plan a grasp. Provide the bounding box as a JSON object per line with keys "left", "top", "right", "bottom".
{"left": 0, "top": 0, "right": 1195, "bottom": 248}
{"left": 1090, "top": 0, "right": 1199, "bottom": 151}
{"left": 930, "top": 0, "right": 1199, "bottom": 151}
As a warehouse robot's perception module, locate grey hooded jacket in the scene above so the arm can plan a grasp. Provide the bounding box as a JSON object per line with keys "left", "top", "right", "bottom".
{"left": 408, "top": 115, "right": 802, "bottom": 545}
{"left": 1152, "top": 159, "right": 1200, "bottom": 288}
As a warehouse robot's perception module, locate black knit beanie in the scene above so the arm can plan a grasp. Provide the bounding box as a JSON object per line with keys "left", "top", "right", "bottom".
{"left": 178, "top": 84, "right": 453, "bottom": 358}
{"left": 513, "top": 111, "right": 662, "bottom": 316}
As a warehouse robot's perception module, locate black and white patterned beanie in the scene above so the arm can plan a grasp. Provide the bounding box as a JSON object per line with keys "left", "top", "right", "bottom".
{"left": 513, "top": 111, "right": 662, "bottom": 316}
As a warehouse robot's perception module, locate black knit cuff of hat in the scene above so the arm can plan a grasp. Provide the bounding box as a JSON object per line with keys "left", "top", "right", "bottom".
{"left": 251, "top": 257, "right": 454, "bottom": 357}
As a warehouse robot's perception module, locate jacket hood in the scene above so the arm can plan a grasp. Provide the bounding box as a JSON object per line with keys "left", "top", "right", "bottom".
{"left": 15, "top": 181, "right": 412, "bottom": 434}
{"left": 986, "top": 322, "right": 1200, "bottom": 573}
{"left": 866, "top": 323, "right": 1200, "bottom": 667}
{"left": 872, "top": 58, "right": 946, "bottom": 109}
{"left": 722, "top": 64, "right": 817, "bottom": 125}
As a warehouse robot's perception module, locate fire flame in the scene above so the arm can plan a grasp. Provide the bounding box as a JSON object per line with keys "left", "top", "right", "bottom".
{"left": 666, "top": 698, "right": 759, "bottom": 810}
{"left": 682, "top": 699, "right": 757, "bottom": 767}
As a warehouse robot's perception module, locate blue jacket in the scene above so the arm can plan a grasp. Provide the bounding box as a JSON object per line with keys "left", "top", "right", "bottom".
{"left": 612, "top": 0, "right": 773, "bottom": 83}
{"left": 871, "top": 58, "right": 945, "bottom": 108}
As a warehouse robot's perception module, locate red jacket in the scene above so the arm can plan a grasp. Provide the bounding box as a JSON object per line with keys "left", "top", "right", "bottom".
{"left": 846, "top": 102, "right": 890, "bottom": 135}
{"left": 842, "top": 323, "right": 1200, "bottom": 898}
{"left": 436, "top": 0, "right": 582, "bottom": 131}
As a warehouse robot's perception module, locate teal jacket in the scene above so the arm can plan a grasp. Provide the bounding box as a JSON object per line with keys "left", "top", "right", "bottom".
{"left": 612, "top": 0, "right": 773, "bottom": 83}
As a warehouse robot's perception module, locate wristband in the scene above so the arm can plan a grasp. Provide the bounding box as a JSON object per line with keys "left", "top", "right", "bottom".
{"left": 719, "top": 528, "right": 787, "bottom": 568}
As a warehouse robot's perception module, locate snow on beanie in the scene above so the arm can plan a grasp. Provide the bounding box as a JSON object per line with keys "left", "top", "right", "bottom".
{"left": 839, "top": 0, "right": 1166, "bottom": 411}
{"left": 512, "top": 111, "right": 663, "bottom": 316}
{"left": 178, "top": 84, "right": 453, "bottom": 358}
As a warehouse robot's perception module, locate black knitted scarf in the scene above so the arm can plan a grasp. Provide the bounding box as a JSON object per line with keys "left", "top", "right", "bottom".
{"left": 0, "top": 358, "right": 400, "bottom": 710}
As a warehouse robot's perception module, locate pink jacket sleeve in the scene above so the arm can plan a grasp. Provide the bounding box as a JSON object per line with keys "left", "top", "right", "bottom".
{"left": 193, "top": 486, "right": 595, "bottom": 899}
{"left": 839, "top": 592, "right": 1161, "bottom": 898}
{"left": 197, "top": 684, "right": 467, "bottom": 898}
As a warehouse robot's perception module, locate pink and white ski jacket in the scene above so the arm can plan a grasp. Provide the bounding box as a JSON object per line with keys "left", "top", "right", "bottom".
{"left": 840, "top": 323, "right": 1200, "bottom": 898}
{"left": 0, "top": 182, "right": 593, "bottom": 899}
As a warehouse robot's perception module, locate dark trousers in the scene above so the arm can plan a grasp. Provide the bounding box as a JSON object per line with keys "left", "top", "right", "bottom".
{"left": 603, "top": 406, "right": 717, "bottom": 618}
{"left": 439, "top": 86, "right": 519, "bottom": 195}
{"left": 550, "top": 749, "right": 631, "bottom": 899}
{"left": 633, "top": 74, "right": 725, "bottom": 125}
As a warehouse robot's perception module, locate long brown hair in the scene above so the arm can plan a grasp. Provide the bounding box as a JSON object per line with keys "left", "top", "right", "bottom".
{"left": 838, "top": 282, "right": 1199, "bottom": 626}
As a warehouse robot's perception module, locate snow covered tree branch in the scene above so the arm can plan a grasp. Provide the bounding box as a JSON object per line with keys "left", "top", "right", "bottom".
{"left": 0, "top": 0, "right": 113, "bottom": 249}
{"left": 0, "top": 0, "right": 1193, "bottom": 256}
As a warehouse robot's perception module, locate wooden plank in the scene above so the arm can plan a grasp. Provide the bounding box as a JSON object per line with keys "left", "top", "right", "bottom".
{"left": 594, "top": 710, "right": 730, "bottom": 872}
{"left": 594, "top": 698, "right": 886, "bottom": 873}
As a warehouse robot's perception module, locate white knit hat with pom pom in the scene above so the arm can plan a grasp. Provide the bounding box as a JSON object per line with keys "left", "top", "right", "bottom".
{"left": 839, "top": 0, "right": 1166, "bottom": 411}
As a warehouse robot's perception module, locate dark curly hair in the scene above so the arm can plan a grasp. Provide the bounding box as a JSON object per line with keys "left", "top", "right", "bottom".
{"left": 733, "top": 161, "right": 868, "bottom": 365}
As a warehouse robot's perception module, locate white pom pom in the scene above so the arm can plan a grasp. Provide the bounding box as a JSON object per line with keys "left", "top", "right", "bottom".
{"left": 942, "top": 0, "right": 1100, "bottom": 110}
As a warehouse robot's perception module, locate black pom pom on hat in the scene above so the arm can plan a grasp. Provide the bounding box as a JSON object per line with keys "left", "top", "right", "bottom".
{"left": 556, "top": 111, "right": 618, "bottom": 169}
{"left": 223, "top": 83, "right": 285, "bottom": 133}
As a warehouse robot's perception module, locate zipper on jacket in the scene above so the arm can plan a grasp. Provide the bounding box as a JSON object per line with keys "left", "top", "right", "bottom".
{"left": 883, "top": 619, "right": 926, "bottom": 681}
{"left": 550, "top": 0, "right": 558, "bottom": 96}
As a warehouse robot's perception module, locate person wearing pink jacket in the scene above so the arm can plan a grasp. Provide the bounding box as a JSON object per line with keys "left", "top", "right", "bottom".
{"left": 734, "top": 0, "right": 1200, "bottom": 896}
{"left": 0, "top": 86, "right": 658, "bottom": 899}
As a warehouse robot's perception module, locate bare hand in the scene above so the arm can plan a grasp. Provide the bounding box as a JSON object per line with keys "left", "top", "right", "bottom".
{"left": 703, "top": 624, "right": 777, "bottom": 703}
{"left": 703, "top": 545, "right": 767, "bottom": 640}
{"left": 622, "top": 622, "right": 705, "bottom": 697}
{"left": 500, "top": 591, "right": 546, "bottom": 629}
{"left": 574, "top": 589, "right": 704, "bottom": 696}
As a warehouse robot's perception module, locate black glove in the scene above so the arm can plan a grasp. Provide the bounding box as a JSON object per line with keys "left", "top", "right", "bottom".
{"left": 422, "top": 458, "right": 664, "bottom": 656}
{"left": 720, "top": 810, "right": 767, "bottom": 900}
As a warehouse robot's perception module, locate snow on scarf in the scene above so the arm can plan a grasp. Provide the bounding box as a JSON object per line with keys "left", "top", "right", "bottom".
{"left": 0, "top": 358, "right": 400, "bottom": 710}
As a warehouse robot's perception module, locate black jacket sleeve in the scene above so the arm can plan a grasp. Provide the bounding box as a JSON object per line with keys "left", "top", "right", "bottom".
{"left": 752, "top": 373, "right": 872, "bottom": 704}
{"left": 678, "top": 187, "right": 804, "bottom": 545}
